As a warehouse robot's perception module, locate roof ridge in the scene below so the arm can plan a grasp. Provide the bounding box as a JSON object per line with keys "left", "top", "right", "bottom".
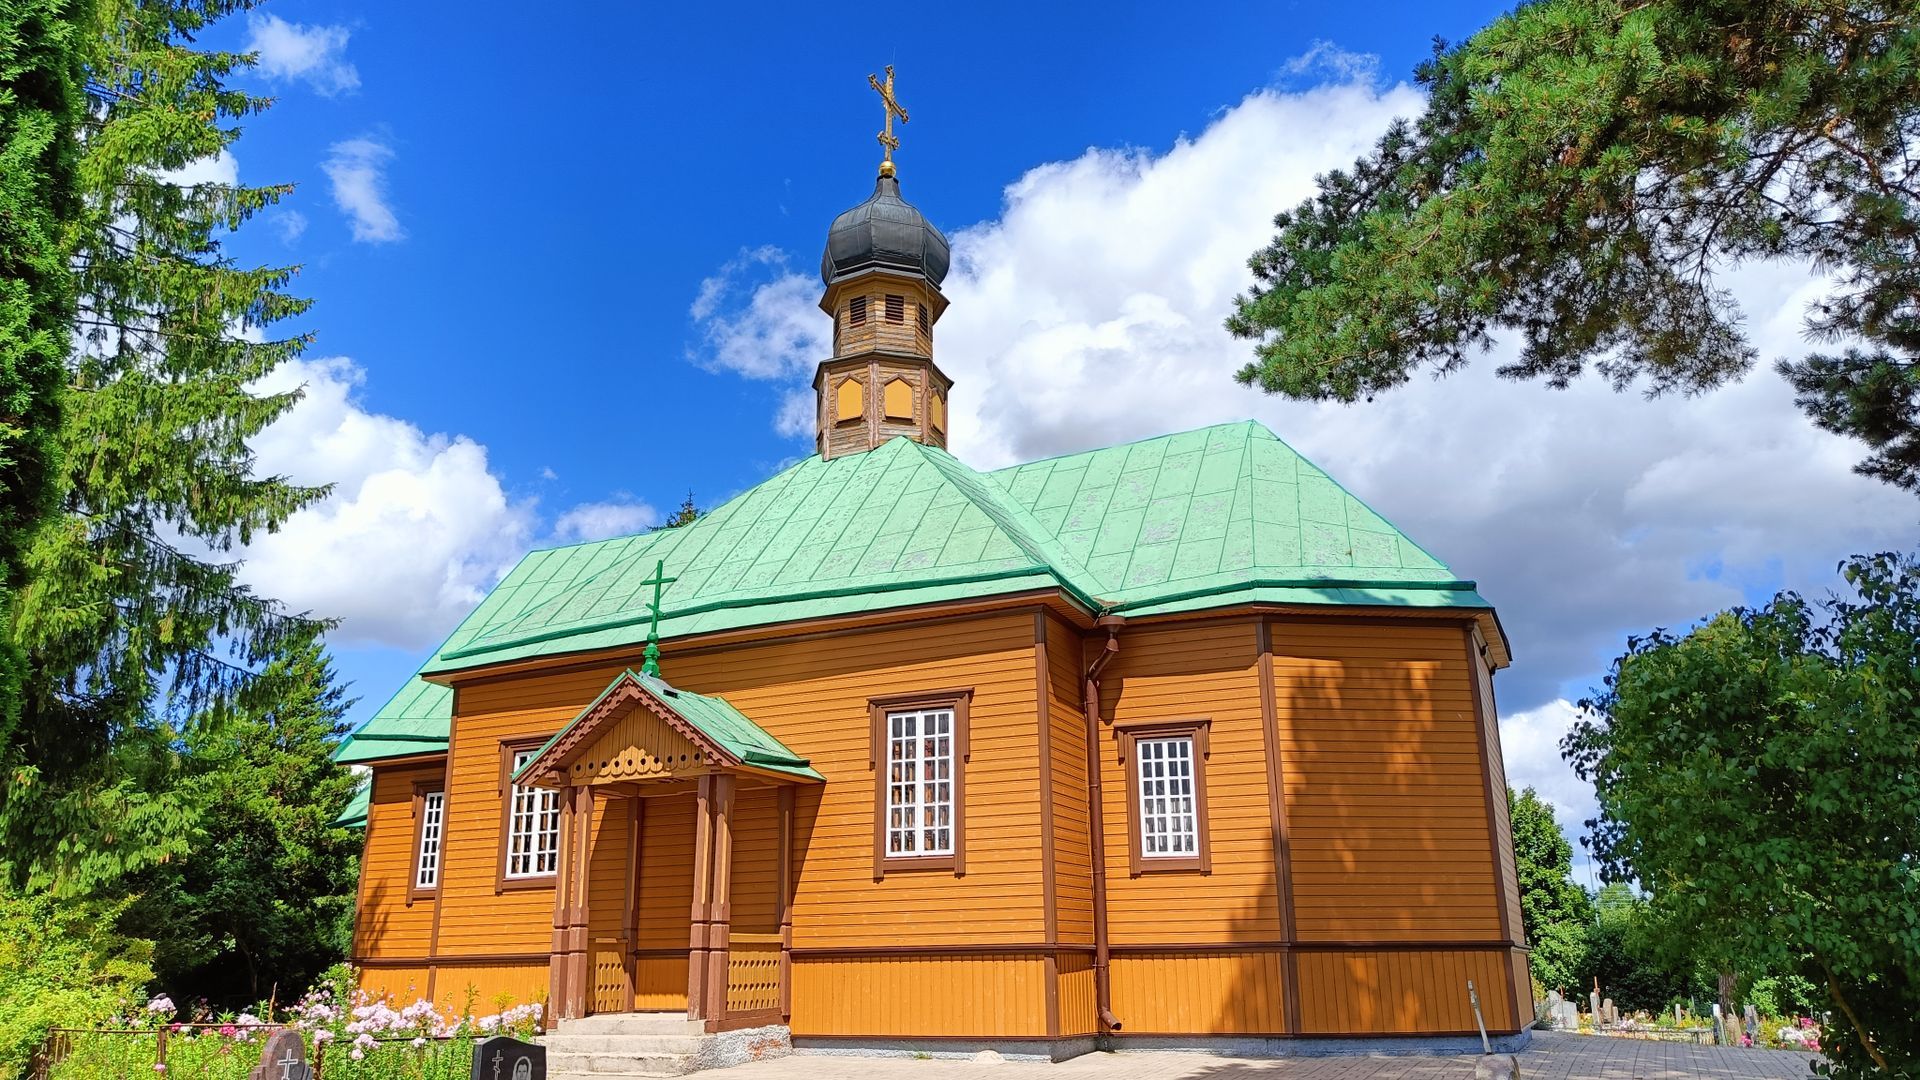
{"left": 908, "top": 441, "right": 1105, "bottom": 608}
{"left": 1243, "top": 418, "right": 1457, "bottom": 575}
{"left": 986, "top": 418, "right": 1263, "bottom": 476}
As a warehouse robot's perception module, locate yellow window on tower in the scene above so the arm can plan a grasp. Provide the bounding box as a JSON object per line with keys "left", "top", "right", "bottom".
{"left": 883, "top": 377, "right": 913, "bottom": 420}
{"left": 835, "top": 377, "right": 863, "bottom": 423}
{"left": 930, "top": 391, "right": 946, "bottom": 433}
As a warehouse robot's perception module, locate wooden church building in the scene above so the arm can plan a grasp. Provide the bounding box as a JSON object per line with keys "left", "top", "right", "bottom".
{"left": 336, "top": 85, "right": 1531, "bottom": 1056}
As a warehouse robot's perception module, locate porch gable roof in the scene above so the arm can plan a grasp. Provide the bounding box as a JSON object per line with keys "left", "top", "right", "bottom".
{"left": 513, "top": 669, "right": 824, "bottom": 786}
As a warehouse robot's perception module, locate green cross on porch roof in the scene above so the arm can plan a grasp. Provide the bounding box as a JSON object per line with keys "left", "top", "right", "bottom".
{"left": 639, "top": 559, "right": 677, "bottom": 678}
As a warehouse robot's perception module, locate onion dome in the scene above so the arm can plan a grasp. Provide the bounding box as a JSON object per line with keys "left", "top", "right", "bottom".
{"left": 820, "top": 175, "right": 950, "bottom": 288}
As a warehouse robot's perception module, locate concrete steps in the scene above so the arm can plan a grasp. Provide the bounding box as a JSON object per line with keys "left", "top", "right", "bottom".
{"left": 543, "top": 1012, "right": 789, "bottom": 1078}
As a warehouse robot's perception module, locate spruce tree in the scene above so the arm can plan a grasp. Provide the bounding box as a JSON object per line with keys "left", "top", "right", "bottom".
{"left": 0, "top": 0, "right": 84, "bottom": 819}
{"left": 1, "top": 0, "right": 328, "bottom": 893}
{"left": 121, "top": 633, "right": 360, "bottom": 1008}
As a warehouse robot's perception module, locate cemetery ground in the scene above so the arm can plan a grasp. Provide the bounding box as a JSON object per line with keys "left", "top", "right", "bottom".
{"left": 697, "top": 1032, "right": 1820, "bottom": 1080}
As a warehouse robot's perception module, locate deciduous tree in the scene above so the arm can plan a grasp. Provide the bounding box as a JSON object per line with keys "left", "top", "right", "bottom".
{"left": 1509, "top": 787, "right": 1593, "bottom": 995}
{"left": 1229, "top": 0, "right": 1920, "bottom": 491}
{"left": 1565, "top": 553, "right": 1920, "bottom": 1074}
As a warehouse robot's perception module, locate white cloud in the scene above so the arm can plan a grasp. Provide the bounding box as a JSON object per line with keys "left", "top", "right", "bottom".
{"left": 246, "top": 14, "right": 359, "bottom": 96}
{"left": 323, "top": 137, "right": 403, "bottom": 243}
{"left": 161, "top": 151, "right": 239, "bottom": 188}
{"left": 689, "top": 247, "right": 830, "bottom": 379}
{"left": 239, "top": 357, "right": 533, "bottom": 649}
{"left": 552, "top": 500, "right": 662, "bottom": 544}
{"left": 690, "top": 62, "right": 1919, "bottom": 852}
{"left": 275, "top": 209, "right": 308, "bottom": 244}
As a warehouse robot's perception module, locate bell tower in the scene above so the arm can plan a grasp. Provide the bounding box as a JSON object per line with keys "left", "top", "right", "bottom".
{"left": 812, "top": 67, "right": 954, "bottom": 460}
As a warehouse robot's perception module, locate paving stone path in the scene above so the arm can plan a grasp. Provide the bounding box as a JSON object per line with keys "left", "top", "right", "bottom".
{"left": 700, "top": 1031, "right": 1820, "bottom": 1080}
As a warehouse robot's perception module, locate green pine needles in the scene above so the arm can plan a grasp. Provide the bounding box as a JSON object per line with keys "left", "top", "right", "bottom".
{"left": 1230, "top": 0, "right": 1920, "bottom": 491}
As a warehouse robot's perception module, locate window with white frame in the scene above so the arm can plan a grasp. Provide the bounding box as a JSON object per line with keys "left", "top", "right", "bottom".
{"left": 885, "top": 707, "right": 955, "bottom": 857}
{"left": 413, "top": 790, "right": 446, "bottom": 891}
{"left": 1135, "top": 735, "right": 1198, "bottom": 858}
{"left": 504, "top": 749, "right": 561, "bottom": 878}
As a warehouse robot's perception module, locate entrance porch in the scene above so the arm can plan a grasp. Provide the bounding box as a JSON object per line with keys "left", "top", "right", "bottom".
{"left": 515, "top": 668, "right": 823, "bottom": 1034}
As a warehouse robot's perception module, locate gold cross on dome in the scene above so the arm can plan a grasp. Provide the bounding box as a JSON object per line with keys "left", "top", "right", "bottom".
{"left": 868, "top": 65, "right": 909, "bottom": 177}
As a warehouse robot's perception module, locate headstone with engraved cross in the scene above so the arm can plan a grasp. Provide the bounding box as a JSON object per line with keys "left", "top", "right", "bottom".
{"left": 248, "top": 1030, "right": 311, "bottom": 1080}
{"left": 471, "top": 1035, "right": 546, "bottom": 1080}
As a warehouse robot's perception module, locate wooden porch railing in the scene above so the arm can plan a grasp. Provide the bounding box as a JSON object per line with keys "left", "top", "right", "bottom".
{"left": 723, "top": 933, "right": 784, "bottom": 1020}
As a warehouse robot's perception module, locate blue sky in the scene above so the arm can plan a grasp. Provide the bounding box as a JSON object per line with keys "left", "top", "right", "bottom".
{"left": 206, "top": 1, "right": 1912, "bottom": 851}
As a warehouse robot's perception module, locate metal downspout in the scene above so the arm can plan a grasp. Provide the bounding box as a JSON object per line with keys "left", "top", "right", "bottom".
{"left": 1082, "top": 617, "right": 1124, "bottom": 1032}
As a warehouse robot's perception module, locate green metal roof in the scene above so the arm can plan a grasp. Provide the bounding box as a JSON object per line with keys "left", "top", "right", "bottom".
{"left": 334, "top": 778, "right": 370, "bottom": 829}
{"left": 516, "top": 669, "right": 824, "bottom": 783}
{"left": 334, "top": 676, "right": 452, "bottom": 765}
{"left": 339, "top": 421, "right": 1497, "bottom": 765}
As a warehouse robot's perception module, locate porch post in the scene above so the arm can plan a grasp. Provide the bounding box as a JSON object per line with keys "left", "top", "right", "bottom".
{"left": 548, "top": 781, "right": 574, "bottom": 1017}
{"left": 564, "top": 784, "right": 595, "bottom": 1018}
{"left": 777, "top": 785, "right": 794, "bottom": 1021}
{"left": 687, "top": 775, "right": 715, "bottom": 1021}
{"left": 703, "top": 775, "right": 737, "bottom": 1026}
{"left": 621, "top": 795, "right": 642, "bottom": 1013}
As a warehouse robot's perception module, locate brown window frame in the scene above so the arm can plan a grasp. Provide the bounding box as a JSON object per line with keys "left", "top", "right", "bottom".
{"left": 408, "top": 781, "right": 447, "bottom": 903}
{"left": 848, "top": 295, "right": 868, "bottom": 326}
{"left": 1117, "top": 718, "right": 1212, "bottom": 876}
{"left": 496, "top": 736, "right": 560, "bottom": 893}
{"left": 868, "top": 688, "right": 972, "bottom": 879}
{"left": 915, "top": 303, "right": 930, "bottom": 337}
{"left": 884, "top": 294, "right": 905, "bottom": 323}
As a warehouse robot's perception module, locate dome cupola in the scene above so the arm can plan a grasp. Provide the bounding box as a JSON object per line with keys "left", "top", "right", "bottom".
{"left": 820, "top": 174, "right": 951, "bottom": 288}
{"left": 809, "top": 66, "right": 956, "bottom": 462}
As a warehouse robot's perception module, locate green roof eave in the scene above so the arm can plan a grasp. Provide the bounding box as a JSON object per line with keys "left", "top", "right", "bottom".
{"left": 333, "top": 780, "right": 370, "bottom": 829}
{"left": 422, "top": 566, "right": 1078, "bottom": 676}
{"left": 1112, "top": 581, "right": 1494, "bottom": 619}
{"left": 333, "top": 733, "right": 448, "bottom": 765}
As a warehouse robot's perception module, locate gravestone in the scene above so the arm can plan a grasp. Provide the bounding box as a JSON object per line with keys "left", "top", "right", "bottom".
{"left": 1589, "top": 983, "right": 1602, "bottom": 1023}
{"left": 1602, "top": 998, "right": 1615, "bottom": 1025}
{"left": 472, "top": 1035, "right": 546, "bottom": 1080}
{"left": 249, "top": 1030, "right": 311, "bottom": 1080}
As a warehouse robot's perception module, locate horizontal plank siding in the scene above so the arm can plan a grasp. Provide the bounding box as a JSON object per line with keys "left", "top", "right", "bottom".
{"left": 1270, "top": 620, "right": 1501, "bottom": 942}
{"left": 1100, "top": 621, "right": 1281, "bottom": 944}
{"left": 354, "top": 763, "right": 442, "bottom": 959}
{"left": 1048, "top": 616, "right": 1094, "bottom": 947}
{"left": 665, "top": 614, "right": 1044, "bottom": 948}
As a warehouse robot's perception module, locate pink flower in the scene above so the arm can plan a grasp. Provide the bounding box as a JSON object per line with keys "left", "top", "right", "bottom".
{"left": 153, "top": 1066, "right": 166, "bottom": 1074}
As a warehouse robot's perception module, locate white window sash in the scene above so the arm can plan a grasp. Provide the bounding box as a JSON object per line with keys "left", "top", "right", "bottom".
{"left": 414, "top": 790, "right": 445, "bottom": 890}
{"left": 1136, "top": 735, "right": 1198, "bottom": 859}
{"left": 885, "top": 707, "right": 955, "bottom": 858}
{"left": 505, "top": 749, "right": 561, "bottom": 879}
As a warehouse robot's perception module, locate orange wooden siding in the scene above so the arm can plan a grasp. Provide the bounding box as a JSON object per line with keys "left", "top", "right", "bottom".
{"left": 1294, "top": 948, "right": 1514, "bottom": 1035}
{"left": 1055, "top": 951, "right": 1098, "bottom": 1037}
{"left": 1099, "top": 620, "right": 1283, "bottom": 945}
{"left": 1046, "top": 615, "right": 1093, "bottom": 947}
{"left": 428, "top": 962, "right": 549, "bottom": 1015}
{"left": 788, "top": 955, "right": 1049, "bottom": 1037}
{"left": 1471, "top": 640, "right": 1527, "bottom": 943}
{"left": 663, "top": 613, "right": 1044, "bottom": 948}
{"left": 1109, "top": 951, "right": 1288, "bottom": 1034}
{"left": 353, "top": 763, "right": 442, "bottom": 959}
{"left": 1270, "top": 620, "right": 1501, "bottom": 942}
